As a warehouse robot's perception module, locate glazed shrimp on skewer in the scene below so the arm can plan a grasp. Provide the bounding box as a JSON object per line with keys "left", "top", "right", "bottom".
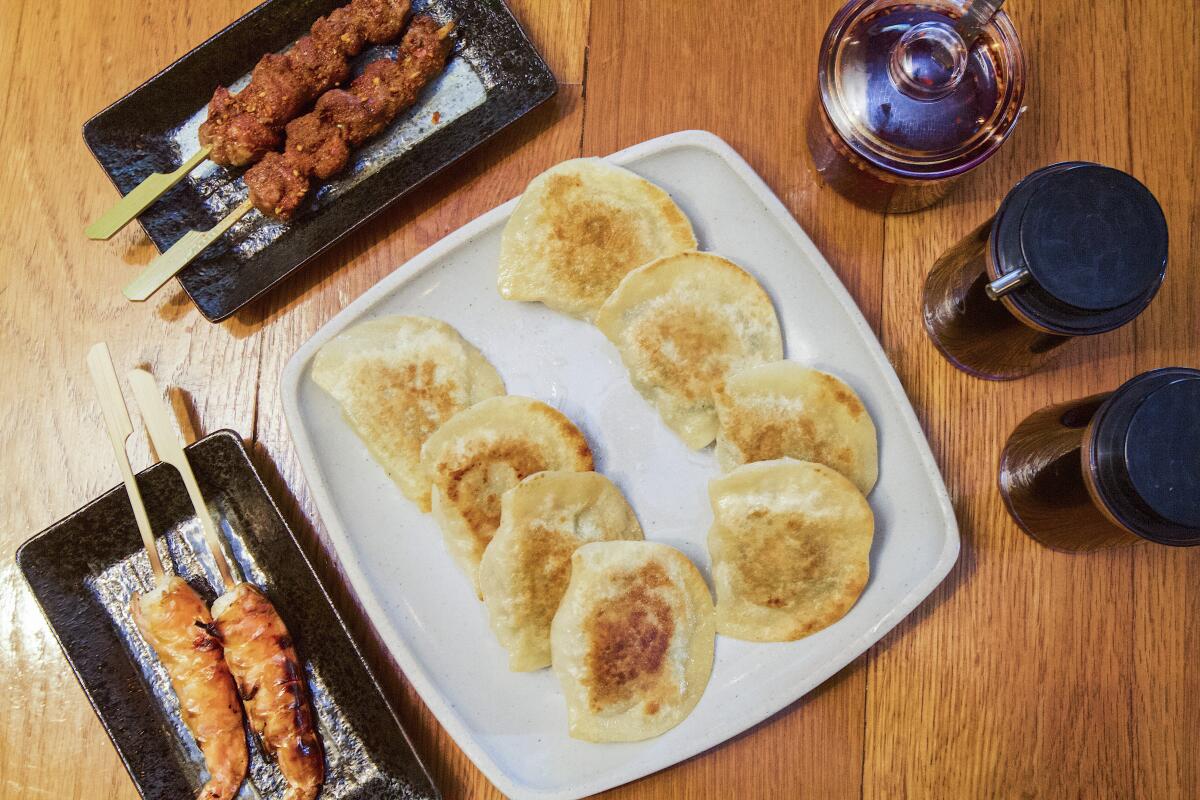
{"left": 87, "top": 344, "right": 248, "bottom": 800}
{"left": 128, "top": 368, "right": 325, "bottom": 800}
{"left": 131, "top": 579, "right": 251, "bottom": 800}
{"left": 213, "top": 584, "right": 324, "bottom": 800}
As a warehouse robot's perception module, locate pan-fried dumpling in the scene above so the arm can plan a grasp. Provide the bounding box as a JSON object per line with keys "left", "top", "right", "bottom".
{"left": 479, "top": 471, "right": 643, "bottom": 671}
{"left": 550, "top": 541, "right": 715, "bottom": 742}
{"left": 311, "top": 316, "right": 505, "bottom": 512}
{"left": 708, "top": 459, "right": 873, "bottom": 642}
{"left": 595, "top": 252, "right": 782, "bottom": 449}
{"left": 714, "top": 361, "right": 878, "bottom": 494}
{"left": 497, "top": 158, "right": 697, "bottom": 320}
{"left": 420, "top": 396, "right": 594, "bottom": 596}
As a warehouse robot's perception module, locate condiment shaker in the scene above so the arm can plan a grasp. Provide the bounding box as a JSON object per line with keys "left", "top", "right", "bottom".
{"left": 999, "top": 368, "right": 1200, "bottom": 550}
{"left": 923, "top": 162, "right": 1168, "bottom": 379}
{"left": 808, "top": 0, "right": 1026, "bottom": 212}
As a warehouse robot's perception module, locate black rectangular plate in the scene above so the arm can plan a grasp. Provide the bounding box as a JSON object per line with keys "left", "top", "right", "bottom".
{"left": 17, "top": 430, "right": 439, "bottom": 800}
{"left": 84, "top": 0, "right": 555, "bottom": 322}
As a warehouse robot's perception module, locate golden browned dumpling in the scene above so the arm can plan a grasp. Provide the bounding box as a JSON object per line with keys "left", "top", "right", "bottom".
{"left": 419, "top": 396, "right": 594, "bottom": 596}
{"left": 479, "top": 471, "right": 643, "bottom": 671}
{"left": 714, "top": 361, "right": 878, "bottom": 494}
{"left": 550, "top": 541, "right": 715, "bottom": 742}
{"left": 708, "top": 459, "right": 874, "bottom": 642}
{"left": 595, "top": 251, "right": 783, "bottom": 449}
{"left": 311, "top": 316, "right": 505, "bottom": 512}
{"left": 497, "top": 158, "right": 697, "bottom": 320}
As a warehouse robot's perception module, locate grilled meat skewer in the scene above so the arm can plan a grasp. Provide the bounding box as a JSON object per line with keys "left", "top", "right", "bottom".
{"left": 202, "top": 0, "right": 412, "bottom": 166}
{"left": 87, "top": 0, "right": 412, "bottom": 240}
{"left": 245, "top": 16, "right": 454, "bottom": 220}
{"left": 213, "top": 583, "right": 324, "bottom": 800}
{"left": 122, "top": 15, "right": 455, "bottom": 299}
{"left": 126, "top": 367, "right": 325, "bottom": 798}
{"left": 132, "top": 577, "right": 250, "bottom": 800}
{"left": 201, "top": 0, "right": 412, "bottom": 167}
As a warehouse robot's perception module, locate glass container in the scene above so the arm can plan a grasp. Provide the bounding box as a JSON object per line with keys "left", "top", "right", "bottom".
{"left": 999, "top": 368, "right": 1200, "bottom": 551}
{"left": 923, "top": 162, "right": 1168, "bottom": 380}
{"left": 808, "top": 0, "right": 1026, "bottom": 212}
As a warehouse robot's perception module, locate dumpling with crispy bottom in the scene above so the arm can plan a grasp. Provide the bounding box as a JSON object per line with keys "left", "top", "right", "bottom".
{"left": 479, "top": 471, "right": 643, "bottom": 671}
{"left": 708, "top": 458, "right": 874, "bottom": 642}
{"left": 498, "top": 158, "right": 697, "bottom": 320}
{"left": 714, "top": 361, "right": 878, "bottom": 494}
{"left": 420, "top": 396, "right": 594, "bottom": 596}
{"left": 550, "top": 541, "right": 715, "bottom": 742}
{"left": 596, "top": 251, "right": 783, "bottom": 449}
{"left": 311, "top": 316, "right": 504, "bottom": 512}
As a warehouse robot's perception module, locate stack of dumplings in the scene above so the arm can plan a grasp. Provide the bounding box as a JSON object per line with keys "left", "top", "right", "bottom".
{"left": 311, "top": 316, "right": 505, "bottom": 512}
{"left": 314, "top": 311, "right": 715, "bottom": 744}
{"left": 312, "top": 155, "right": 884, "bottom": 747}
{"left": 420, "top": 395, "right": 594, "bottom": 596}
{"left": 479, "top": 471, "right": 645, "bottom": 671}
{"left": 499, "top": 159, "right": 881, "bottom": 643}
{"left": 596, "top": 252, "right": 783, "bottom": 449}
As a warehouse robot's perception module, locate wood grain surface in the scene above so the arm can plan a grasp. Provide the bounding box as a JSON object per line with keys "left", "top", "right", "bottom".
{"left": 0, "top": 1, "right": 1196, "bottom": 798}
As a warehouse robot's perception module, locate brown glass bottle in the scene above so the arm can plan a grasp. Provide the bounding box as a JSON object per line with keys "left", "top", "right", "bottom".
{"left": 999, "top": 368, "right": 1200, "bottom": 551}
{"left": 808, "top": 0, "right": 1026, "bottom": 213}
{"left": 924, "top": 162, "right": 1169, "bottom": 380}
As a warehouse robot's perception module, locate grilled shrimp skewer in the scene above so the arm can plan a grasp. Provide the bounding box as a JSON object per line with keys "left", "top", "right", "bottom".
{"left": 87, "top": 345, "right": 249, "bottom": 800}
{"left": 214, "top": 584, "right": 324, "bottom": 800}
{"left": 126, "top": 367, "right": 325, "bottom": 799}
{"left": 132, "top": 578, "right": 250, "bottom": 800}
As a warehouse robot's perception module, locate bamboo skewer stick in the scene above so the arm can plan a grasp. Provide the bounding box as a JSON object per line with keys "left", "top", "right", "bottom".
{"left": 85, "top": 145, "right": 213, "bottom": 241}
{"left": 86, "top": 343, "right": 166, "bottom": 581}
{"left": 126, "top": 368, "right": 237, "bottom": 591}
{"left": 123, "top": 199, "right": 253, "bottom": 302}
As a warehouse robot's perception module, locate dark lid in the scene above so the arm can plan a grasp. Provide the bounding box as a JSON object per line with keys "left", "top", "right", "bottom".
{"left": 816, "top": 0, "right": 1026, "bottom": 180}
{"left": 1090, "top": 368, "right": 1200, "bottom": 545}
{"left": 1126, "top": 380, "right": 1200, "bottom": 528}
{"left": 990, "top": 162, "right": 1169, "bottom": 334}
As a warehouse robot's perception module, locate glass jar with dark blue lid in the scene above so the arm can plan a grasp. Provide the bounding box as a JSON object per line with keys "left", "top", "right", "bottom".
{"left": 923, "top": 162, "right": 1169, "bottom": 379}
{"left": 999, "top": 368, "right": 1200, "bottom": 550}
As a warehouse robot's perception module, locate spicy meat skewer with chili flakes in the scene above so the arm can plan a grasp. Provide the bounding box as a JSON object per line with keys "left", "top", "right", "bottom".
{"left": 201, "top": 0, "right": 414, "bottom": 167}
{"left": 87, "top": 0, "right": 413, "bottom": 240}
{"left": 124, "top": 14, "right": 455, "bottom": 303}
{"left": 245, "top": 15, "right": 454, "bottom": 220}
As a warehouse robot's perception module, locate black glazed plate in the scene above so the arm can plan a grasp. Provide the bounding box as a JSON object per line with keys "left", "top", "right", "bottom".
{"left": 84, "top": 0, "right": 556, "bottom": 321}
{"left": 16, "top": 430, "right": 439, "bottom": 800}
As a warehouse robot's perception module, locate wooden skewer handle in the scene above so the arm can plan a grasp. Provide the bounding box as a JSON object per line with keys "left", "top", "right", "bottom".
{"left": 85, "top": 145, "right": 212, "bottom": 241}
{"left": 126, "top": 368, "right": 237, "bottom": 591}
{"left": 123, "top": 199, "right": 253, "bottom": 302}
{"left": 86, "top": 343, "right": 165, "bottom": 581}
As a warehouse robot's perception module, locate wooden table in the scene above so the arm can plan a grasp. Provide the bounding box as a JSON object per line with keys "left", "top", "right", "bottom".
{"left": 2, "top": 1, "right": 1196, "bottom": 797}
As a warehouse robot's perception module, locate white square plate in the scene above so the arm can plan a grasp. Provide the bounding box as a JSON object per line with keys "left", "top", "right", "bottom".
{"left": 281, "top": 130, "right": 959, "bottom": 800}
